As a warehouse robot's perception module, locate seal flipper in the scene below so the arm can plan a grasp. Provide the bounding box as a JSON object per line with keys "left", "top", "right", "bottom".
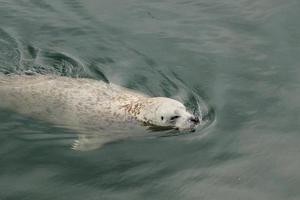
{"left": 71, "top": 134, "right": 114, "bottom": 151}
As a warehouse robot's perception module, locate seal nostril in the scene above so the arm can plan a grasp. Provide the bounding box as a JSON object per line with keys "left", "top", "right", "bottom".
{"left": 190, "top": 116, "right": 200, "bottom": 124}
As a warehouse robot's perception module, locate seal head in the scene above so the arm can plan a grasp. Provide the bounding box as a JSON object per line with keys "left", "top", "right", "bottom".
{"left": 130, "top": 97, "right": 200, "bottom": 131}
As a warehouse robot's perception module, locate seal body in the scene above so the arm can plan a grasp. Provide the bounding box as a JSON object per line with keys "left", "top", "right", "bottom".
{"left": 0, "top": 75, "right": 145, "bottom": 128}
{"left": 0, "top": 74, "right": 200, "bottom": 150}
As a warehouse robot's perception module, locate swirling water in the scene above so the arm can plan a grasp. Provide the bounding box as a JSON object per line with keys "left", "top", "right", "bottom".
{"left": 0, "top": 0, "right": 300, "bottom": 199}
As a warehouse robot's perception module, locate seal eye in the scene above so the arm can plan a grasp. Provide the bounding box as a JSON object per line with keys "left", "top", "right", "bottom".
{"left": 161, "top": 116, "right": 164, "bottom": 120}
{"left": 170, "top": 115, "right": 180, "bottom": 121}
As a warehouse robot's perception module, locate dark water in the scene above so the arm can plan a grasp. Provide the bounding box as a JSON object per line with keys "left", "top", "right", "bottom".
{"left": 1, "top": 0, "right": 300, "bottom": 199}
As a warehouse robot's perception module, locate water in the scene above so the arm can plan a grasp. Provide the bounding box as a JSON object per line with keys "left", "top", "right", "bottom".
{"left": 0, "top": 0, "right": 300, "bottom": 199}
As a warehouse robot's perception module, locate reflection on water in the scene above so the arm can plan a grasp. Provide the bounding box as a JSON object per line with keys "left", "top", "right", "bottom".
{"left": 1, "top": 0, "right": 300, "bottom": 199}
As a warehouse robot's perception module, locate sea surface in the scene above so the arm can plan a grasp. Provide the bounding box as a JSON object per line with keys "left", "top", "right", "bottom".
{"left": 0, "top": 0, "right": 300, "bottom": 199}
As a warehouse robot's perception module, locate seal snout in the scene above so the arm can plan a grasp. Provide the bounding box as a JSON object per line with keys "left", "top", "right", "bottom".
{"left": 189, "top": 116, "right": 200, "bottom": 124}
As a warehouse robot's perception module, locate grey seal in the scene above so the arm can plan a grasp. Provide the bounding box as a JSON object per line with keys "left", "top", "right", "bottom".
{"left": 0, "top": 74, "right": 200, "bottom": 150}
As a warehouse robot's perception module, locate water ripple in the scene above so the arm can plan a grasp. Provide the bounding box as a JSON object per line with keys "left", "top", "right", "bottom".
{"left": 0, "top": 28, "right": 21, "bottom": 73}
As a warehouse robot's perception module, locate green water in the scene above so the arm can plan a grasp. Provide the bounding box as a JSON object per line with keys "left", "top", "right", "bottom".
{"left": 0, "top": 0, "right": 300, "bottom": 199}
